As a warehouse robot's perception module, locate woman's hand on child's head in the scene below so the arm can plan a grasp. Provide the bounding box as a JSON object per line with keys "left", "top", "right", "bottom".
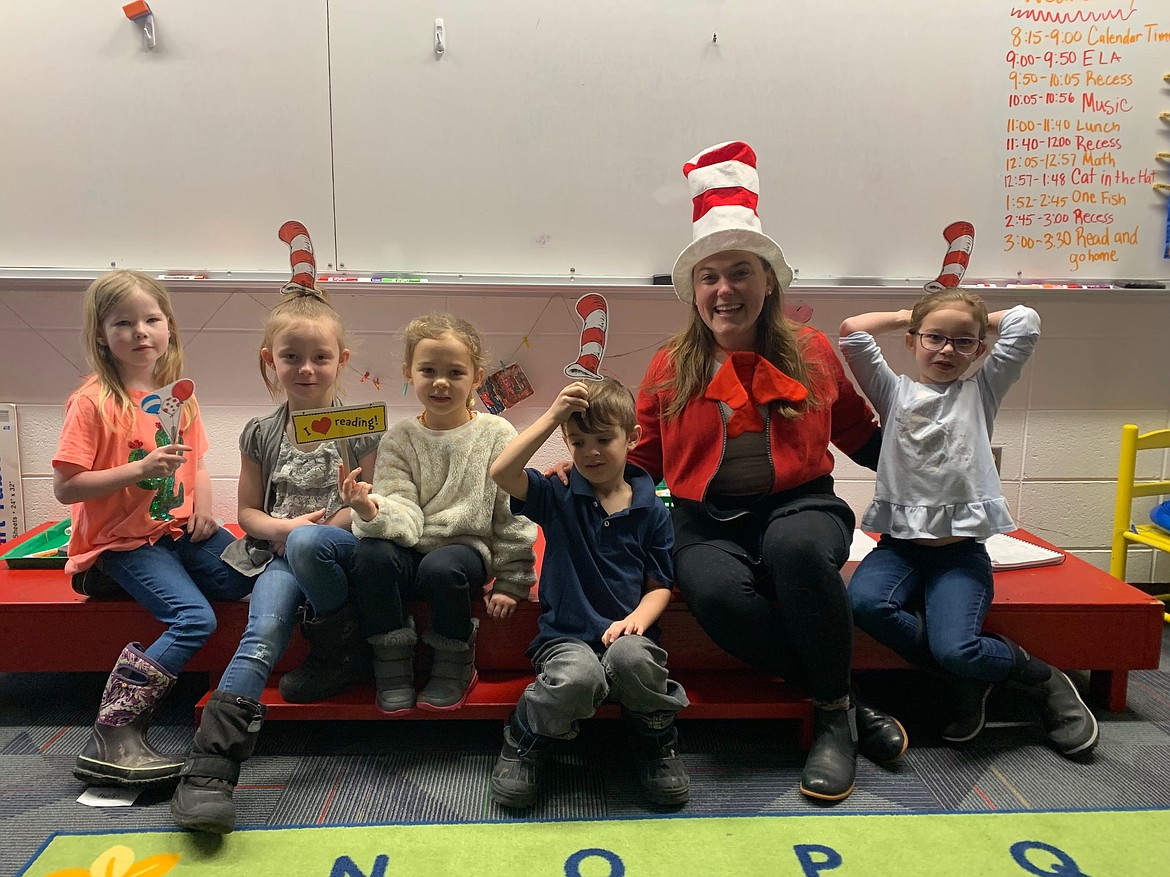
{"left": 139, "top": 444, "right": 192, "bottom": 480}
{"left": 484, "top": 591, "right": 518, "bottom": 620}
{"left": 186, "top": 512, "right": 219, "bottom": 543}
{"left": 541, "top": 459, "right": 574, "bottom": 486}
{"left": 551, "top": 382, "right": 590, "bottom": 423}
{"left": 338, "top": 463, "right": 377, "bottom": 521}
{"left": 601, "top": 618, "right": 644, "bottom": 647}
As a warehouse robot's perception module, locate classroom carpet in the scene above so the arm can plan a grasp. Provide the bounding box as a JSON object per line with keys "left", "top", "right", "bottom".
{"left": 5, "top": 624, "right": 1170, "bottom": 876}
{"left": 19, "top": 809, "right": 1170, "bottom": 877}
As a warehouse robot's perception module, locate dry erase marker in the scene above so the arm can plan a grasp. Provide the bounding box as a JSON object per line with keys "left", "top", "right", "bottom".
{"left": 370, "top": 277, "right": 428, "bottom": 283}
{"left": 158, "top": 274, "right": 208, "bottom": 280}
{"left": 317, "top": 275, "right": 360, "bottom": 282}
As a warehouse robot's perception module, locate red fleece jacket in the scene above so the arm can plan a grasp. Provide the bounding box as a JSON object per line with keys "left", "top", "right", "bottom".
{"left": 629, "top": 327, "right": 878, "bottom": 502}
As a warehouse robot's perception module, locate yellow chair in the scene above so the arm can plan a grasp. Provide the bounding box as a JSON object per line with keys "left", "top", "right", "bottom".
{"left": 1110, "top": 423, "right": 1170, "bottom": 621}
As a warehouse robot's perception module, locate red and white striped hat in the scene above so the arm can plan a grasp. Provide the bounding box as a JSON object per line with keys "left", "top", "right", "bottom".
{"left": 671, "top": 141, "right": 793, "bottom": 304}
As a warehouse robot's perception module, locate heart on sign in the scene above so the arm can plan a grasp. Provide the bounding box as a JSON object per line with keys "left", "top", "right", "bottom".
{"left": 309, "top": 416, "right": 332, "bottom": 435}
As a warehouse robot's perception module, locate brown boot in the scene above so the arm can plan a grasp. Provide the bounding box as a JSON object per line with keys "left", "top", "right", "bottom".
{"left": 74, "top": 642, "right": 184, "bottom": 787}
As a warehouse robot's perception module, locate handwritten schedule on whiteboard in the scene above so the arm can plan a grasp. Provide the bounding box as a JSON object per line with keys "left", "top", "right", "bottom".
{"left": 1002, "top": 1, "right": 1165, "bottom": 276}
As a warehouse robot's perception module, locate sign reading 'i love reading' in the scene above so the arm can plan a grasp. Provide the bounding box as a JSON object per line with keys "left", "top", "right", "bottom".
{"left": 291, "top": 403, "right": 388, "bottom": 445}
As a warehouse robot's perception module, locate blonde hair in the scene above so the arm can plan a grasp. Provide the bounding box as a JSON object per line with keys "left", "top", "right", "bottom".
{"left": 567, "top": 378, "right": 638, "bottom": 436}
{"left": 401, "top": 313, "right": 487, "bottom": 409}
{"left": 655, "top": 256, "right": 820, "bottom": 419}
{"left": 260, "top": 284, "right": 348, "bottom": 399}
{"left": 909, "top": 288, "right": 990, "bottom": 337}
{"left": 79, "top": 270, "right": 188, "bottom": 428}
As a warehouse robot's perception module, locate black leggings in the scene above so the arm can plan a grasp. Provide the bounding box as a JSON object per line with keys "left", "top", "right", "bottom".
{"left": 349, "top": 539, "right": 485, "bottom": 641}
{"left": 674, "top": 509, "right": 853, "bottom": 703}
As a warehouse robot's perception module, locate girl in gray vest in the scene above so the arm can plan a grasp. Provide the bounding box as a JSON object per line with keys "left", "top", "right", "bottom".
{"left": 171, "top": 283, "right": 378, "bottom": 834}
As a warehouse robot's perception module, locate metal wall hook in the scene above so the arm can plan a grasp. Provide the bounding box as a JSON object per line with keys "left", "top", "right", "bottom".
{"left": 122, "top": 1, "right": 156, "bottom": 50}
{"left": 434, "top": 19, "right": 445, "bottom": 56}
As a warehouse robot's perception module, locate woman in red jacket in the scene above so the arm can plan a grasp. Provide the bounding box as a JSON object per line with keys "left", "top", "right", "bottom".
{"left": 630, "top": 141, "right": 905, "bottom": 802}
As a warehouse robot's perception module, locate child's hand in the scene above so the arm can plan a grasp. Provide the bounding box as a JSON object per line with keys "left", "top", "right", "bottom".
{"left": 139, "top": 444, "right": 192, "bottom": 480}
{"left": 550, "top": 382, "right": 590, "bottom": 423}
{"left": 286, "top": 509, "right": 327, "bottom": 534}
{"left": 484, "top": 591, "right": 519, "bottom": 620}
{"left": 338, "top": 463, "right": 376, "bottom": 520}
{"left": 602, "top": 617, "right": 644, "bottom": 647}
{"left": 186, "top": 512, "right": 219, "bottom": 543}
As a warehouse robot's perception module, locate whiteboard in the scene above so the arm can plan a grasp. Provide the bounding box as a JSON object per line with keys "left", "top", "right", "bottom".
{"left": 2, "top": 1, "right": 1168, "bottom": 283}
{"left": 0, "top": 0, "right": 336, "bottom": 273}
{"left": 328, "top": 0, "right": 1170, "bottom": 283}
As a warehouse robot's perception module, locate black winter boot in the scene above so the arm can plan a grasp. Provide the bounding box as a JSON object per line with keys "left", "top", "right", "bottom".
{"left": 851, "top": 691, "right": 908, "bottom": 763}
{"left": 368, "top": 620, "right": 418, "bottom": 716}
{"left": 74, "top": 643, "right": 184, "bottom": 787}
{"left": 624, "top": 713, "right": 690, "bottom": 807}
{"left": 799, "top": 706, "right": 858, "bottom": 802}
{"left": 940, "top": 677, "right": 994, "bottom": 745}
{"left": 417, "top": 619, "right": 478, "bottom": 711}
{"left": 1000, "top": 637, "right": 1098, "bottom": 757}
{"left": 490, "top": 710, "right": 549, "bottom": 809}
{"left": 278, "top": 605, "right": 371, "bottom": 703}
{"left": 170, "top": 690, "right": 267, "bottom": 834}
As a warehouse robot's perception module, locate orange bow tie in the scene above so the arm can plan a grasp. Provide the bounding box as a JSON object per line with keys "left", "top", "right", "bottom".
{"left": 704, "top": 351, "right": 809, "bottom": 438}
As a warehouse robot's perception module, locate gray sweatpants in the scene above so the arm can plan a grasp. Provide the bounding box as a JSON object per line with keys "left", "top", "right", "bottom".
{"left": 519, "top": 635, "right": 689, "bottom": 740}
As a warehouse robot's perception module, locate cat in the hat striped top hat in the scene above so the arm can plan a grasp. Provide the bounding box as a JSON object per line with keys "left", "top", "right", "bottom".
{"left": 672, "top": 140, "right": 793, "bottom": 305}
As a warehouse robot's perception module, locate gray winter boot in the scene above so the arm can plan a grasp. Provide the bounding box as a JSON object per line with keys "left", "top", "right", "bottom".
{"left": 940, "top": 676, "right": 994, "bottom": 745}
{"left": 999, "top": 636, "right": 1099, "bottom": 757}
{"left": 490, "top": 709, "right": 550, "bottom": 809}
{"left": 74, "top": 642, "right": 184, "bottom": 787}
{"left": 170, "top": 690, "right": 267, "bottom": 834}
{"left": 417, "top": 619, "right": 478, "bottom": 711}
{"left": 623, "top": 712, "right": 690, "bottom": 807}
{"left": 368, "top": 620, "right": 418, "bottom": 716}
{"left": 278, "top": 604, "right": 371, "bottom": 703}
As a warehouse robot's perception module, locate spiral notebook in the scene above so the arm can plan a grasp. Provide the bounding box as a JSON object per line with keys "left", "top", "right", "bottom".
{"left": 986, "top": 533, "right": 1066, "bottom": 570}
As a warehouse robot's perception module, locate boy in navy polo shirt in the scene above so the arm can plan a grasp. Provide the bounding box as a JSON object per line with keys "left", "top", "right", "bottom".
{"left": 488, "top": 378, "right": 689, "bottom": 809}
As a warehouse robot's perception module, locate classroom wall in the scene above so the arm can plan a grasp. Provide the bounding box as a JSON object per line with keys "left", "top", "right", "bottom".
{"left": 2, "top": 285, "right": 1168, "bottom": 582}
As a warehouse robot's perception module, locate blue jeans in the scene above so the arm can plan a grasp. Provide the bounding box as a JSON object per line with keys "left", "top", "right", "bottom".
{"left": 849, "top": 536, "right": 1014, "bottom": 682}
{"left": 98, "top": 528, "right": 254, "bottom": 675}
{"left": 215, "top": 524, "right": 360, "bottom": 700}
{"left": 284, "top": 524, "right": 359, "bottom": 618}
{"left": 216, "top": 556, "right": 302, "bottom": 700}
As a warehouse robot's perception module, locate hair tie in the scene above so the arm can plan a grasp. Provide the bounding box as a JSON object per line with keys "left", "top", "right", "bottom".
{"left": 279, "top": 281, "right": 327, "bottom": 303}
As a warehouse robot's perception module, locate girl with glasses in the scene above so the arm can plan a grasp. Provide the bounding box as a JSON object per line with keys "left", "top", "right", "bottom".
{"left": 838, "top": 290, "right": 1098, "bottom": 759}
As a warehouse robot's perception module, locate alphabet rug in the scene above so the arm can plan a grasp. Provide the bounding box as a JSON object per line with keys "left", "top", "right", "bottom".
{"left": 18, "top": 809, "right": 1168, "bottom": 877}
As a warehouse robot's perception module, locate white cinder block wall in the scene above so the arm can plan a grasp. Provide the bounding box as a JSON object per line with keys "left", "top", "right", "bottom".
{"left": 3, "top": 285, "right": 1168, "bottom": 582}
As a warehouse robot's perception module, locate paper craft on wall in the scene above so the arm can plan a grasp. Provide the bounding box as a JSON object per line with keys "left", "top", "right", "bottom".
{"left": 141, "top": 379, "right": 195, "bottom": 444}
{"left": 564, "top": 293, "right": 608, "bottom": 381}
{"left": 477, "top": 363, "right": 533, "bottom": 414}
{"left": 924, "top": 221, "right": 975, "bottom": 291}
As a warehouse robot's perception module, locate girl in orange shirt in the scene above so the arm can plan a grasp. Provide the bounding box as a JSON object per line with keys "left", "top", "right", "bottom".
{"left": 53, "top": 270, "right": 252, "bottom": 788}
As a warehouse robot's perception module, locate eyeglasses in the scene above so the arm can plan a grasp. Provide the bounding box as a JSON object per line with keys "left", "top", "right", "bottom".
{"left": 911, "top": 331, "right": 982, "bottom": 356}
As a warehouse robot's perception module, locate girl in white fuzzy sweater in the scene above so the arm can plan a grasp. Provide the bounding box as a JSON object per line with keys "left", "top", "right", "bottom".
{"left": 342, "top": 313, "right": 537, "bottom": 713}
